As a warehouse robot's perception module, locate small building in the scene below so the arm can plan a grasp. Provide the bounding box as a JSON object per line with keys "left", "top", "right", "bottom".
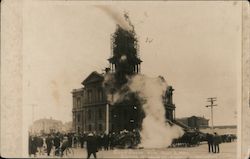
{"left": 176, "top": 116, "right": 209, "bottom": 129}
{"left": 29, "top": 118, "right": 72, "bottom": 134}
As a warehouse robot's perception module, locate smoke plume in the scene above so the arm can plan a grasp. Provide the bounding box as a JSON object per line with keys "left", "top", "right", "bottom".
{"left": 104, "top": 73, "right": 184, "bottom": 148}
{"left": 99, "top": 7, "right": 183, "bottom": 148}
{"left": 95, "top": 5, "right": 133, "bottom": 31}
{"left": 128, "top": 75, "right": 184, "bottom": 148}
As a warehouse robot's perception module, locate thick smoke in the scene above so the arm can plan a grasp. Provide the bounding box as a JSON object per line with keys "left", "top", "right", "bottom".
{"left": 103, "top": 73, "right": 184, "bottom": 148}
{"left": 128, "top": 75, "right": 184, "bottom": 148}
{"left": 95, "top": 5, "right": 133, "bottom": 31}
{"left": 100, "top": 8, "right": 184, "bottom": 148}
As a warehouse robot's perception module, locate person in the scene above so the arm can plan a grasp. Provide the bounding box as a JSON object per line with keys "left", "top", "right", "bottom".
{"left": 206, "top": 133, "right": 214, "bottom": 153}
{"left": 45, "top": 134, "right": 53, "bottom": 156}
{"left": 103, "top": 133, "right": 109, "bottom": 150}
{"left": 97, "top": 134, "right": 103, "bottom": 151}
{"left": 73, "top": 135, "right": 78, "bottom": 148}
{"left": 54, "top": 133, "right": 61, "bottom": 156}
{"left": 36, "top": 136, "right": 44, "bottom": 155}
{"left": 86, "top": 133, "right": 98, "bottom": 159}
{"left": 29, "top": 135, "right": 38, "bottom": 157}
{"left": 60, "top": 136, "right": 69, "bottom": 157}
{"left": 67, "top": 133, "right": 73, "bottom": 148}
{"left": 109, "top": 132, "right": 115, "bottom": 150}
{"left": 213, "top": 132, "right": 222, "bottom": 153}
{"left": 80, "top": 133, "right": 85, "bottom": 148}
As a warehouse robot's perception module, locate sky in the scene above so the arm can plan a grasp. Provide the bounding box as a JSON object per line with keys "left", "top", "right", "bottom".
{"left": 22, "top": 0, "right": 242, "bottom": 128}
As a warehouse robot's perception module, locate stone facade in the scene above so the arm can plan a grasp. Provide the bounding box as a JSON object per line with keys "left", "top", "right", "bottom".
{"left": 72, "top": 72, "right": 107, "bottom": 134}
{"left": 72, "top": 72, "right": 176, "bottom": 134}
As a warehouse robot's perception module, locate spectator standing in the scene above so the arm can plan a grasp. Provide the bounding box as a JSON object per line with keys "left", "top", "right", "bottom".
{"left": 213, "top": 132, "right": 222, "bottom": 153}
{"left": 86, "top": 133, "right": 98, "bottom": 159}
{"left": 45, "top": 134, "right": 53, "bottom": 156}
{"left": 29, "top": 135, "right": 37, "bottom": 157}
{"left": 54, "top": 133, "right": 61, "bottom": 156}
{"left": 206, "top": 133, "right": 214, "bottom": 153}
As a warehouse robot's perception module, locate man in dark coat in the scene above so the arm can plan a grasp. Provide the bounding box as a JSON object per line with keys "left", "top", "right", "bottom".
{"left": 206, "top": 133, "right": 214, "bottom": 153}
{"left": 86, "top": 133, "right": 98, "bottom": 159}
{"left": 103, "top": 133, "right": 109, "bottom": 150}
{"left": 109, "top": 132, "right": 115, "bottom": 150}
{"left": 54, "top": 134, "right": 61, "bottom": 156}
{"left": 45, "top": 134, "right": 53, "bottom": 156}
{"left": 36, "top": 136, "right": 44, "bottom": 155}
{"left": 67, "top": 133, "right": 73, "bottom": 148}
{"left": 80, "top": 134, "right": 85, "bottom": 148}
{"left": 29, "top": 135, "right": 37, "bottom": 157}
{"left": 213, "top": 132, "right": 222, "bottom": 153}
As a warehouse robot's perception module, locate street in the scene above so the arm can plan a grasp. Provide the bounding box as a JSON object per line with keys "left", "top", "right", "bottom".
{"left": 37, "top": 141, "right": 236, "bottom": 159}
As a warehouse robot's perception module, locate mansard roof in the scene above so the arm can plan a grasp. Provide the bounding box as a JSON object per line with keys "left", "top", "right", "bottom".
{"left": 81, "top": 71, "right": 104, "bottom": 86}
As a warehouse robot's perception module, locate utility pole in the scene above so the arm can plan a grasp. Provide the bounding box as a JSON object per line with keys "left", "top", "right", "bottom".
{"left": 206, "top": 97, "right": 217, "bottom": 132}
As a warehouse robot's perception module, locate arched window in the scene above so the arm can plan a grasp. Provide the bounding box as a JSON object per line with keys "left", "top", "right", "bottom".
{"left": 77, "top": 114, "right": 81, "bottom": 122}
{"left": 87, "top": 90, "right": 92, "bottom": 103}
{"left": 98, "top": 108, "right": 102, "bottom": 119}
{"left": 78, "top": 126, "right": 80, "bottom": 134}
{"left": 77, "top": 97, "right": 81, "bottom": 107}
{"left": 98, "top": 89, "right": 103, "bottom": 102}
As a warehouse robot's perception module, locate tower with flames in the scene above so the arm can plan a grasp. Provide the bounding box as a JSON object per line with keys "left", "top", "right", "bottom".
{"left": 106, "top": 25, "right": 145, "bottom": 132}
{"left": 108, "top": 26, "right": 142, "bottom": 86}
{"left": 72, "top": 14, "right": 176, "bottom": 134}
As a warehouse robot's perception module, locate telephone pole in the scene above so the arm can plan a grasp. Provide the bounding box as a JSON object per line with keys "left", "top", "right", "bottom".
{"left": 206, "top": 97, "right": 217, "bottom": 132}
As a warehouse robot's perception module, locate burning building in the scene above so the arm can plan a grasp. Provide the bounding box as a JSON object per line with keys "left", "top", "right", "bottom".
{"left": 72, "top": 23, "right": 176, "bottom": 134}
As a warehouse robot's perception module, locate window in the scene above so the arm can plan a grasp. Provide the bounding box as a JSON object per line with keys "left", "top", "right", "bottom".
{"left": 88, "top": 124, "right": 92, "bottom": 131}
{"left": 98, "top": 108, "right": 103, "bottom": 119}
{"left": 87, "top": 90, "right": 92, "bottom": 103}
{"left": 73, "top": 98, "right": 76, "bottom": 108}
{"left": 78, "top": 126, "right": 80, "bottom": 134}
{"left": 98, "top": 89, "right": 103, "bottom": 102}
{"left": 98, "top": 124, "right": 103, "bottom": 131}
{"left": 77, "top": 97, "right": 81, "bottom": 107}
{"left": 88, "top": 110, "right": 92, "bottom": 120}
{"left": 77, "top": 114, "right": 81, "bottom": 122}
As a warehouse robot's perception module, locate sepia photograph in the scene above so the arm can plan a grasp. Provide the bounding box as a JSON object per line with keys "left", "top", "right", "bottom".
{"left": 1, "top": 0, "right": 249, "bottom": 158}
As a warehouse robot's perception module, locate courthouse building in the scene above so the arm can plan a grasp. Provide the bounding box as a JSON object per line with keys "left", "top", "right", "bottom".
{"left": 72, "top": 26, "right": 176, "bottom": 134}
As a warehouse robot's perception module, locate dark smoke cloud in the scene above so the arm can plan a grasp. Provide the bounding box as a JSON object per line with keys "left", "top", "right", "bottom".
{"left": 94, "top": 5, "right": 133, "bottom": 31}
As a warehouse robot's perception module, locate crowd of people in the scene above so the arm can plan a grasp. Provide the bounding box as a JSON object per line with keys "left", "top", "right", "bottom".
{"left": 206, "top": 132, "right": 236, "bottom": 153}
{"left": 29, "top": 130, "right": 236, "bottom": 158}
{"left": 28, "top": 131, "right": 121, "bottom": 158}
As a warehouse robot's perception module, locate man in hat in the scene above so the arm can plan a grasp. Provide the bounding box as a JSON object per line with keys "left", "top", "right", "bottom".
{"left": 213, "top": 132, "right": 222, "bottom": 153}
{"left": 45, "top": 134, "right": 53, "bottom": 156}
{"left": 86, "top": 132, "right": 98, "bottom": 159}
{"left": 206, "top": 133, "right": 214, "bottom": 153}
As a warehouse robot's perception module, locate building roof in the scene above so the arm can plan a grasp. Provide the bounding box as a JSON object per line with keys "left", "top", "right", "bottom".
{"left": 72, "top": 88, "right": 84, "bottom": 93}
{"left": 81, "top": 71, "right": 104, "bottom": 85}
{"left": 176, "top": 115, "right": 209, "bottom": 121}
